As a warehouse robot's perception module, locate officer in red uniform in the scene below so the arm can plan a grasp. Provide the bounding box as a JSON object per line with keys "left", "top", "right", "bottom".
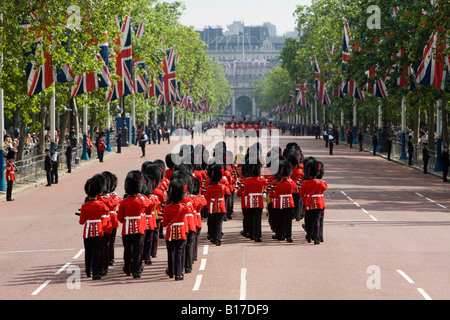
{"left": 205, "top": 164, "right": 227, "bottom": 246}
{"left": 163, "top": 179, "right": 189, "bottom": 281}
{"left": 6, "top": 151, "right": 17, "bottom": 202}
{"left": 300, "top": 158, "right": 327, "bottom": 245}
{"left": 241, "top": 159, "right": 267, "bottom": 242}
{"left": 272, "top": 161, "right": 296, "bottom": 242}
{"left": 118, "top": 171, "right": 148, "bottom": 278}
{"left": 79, "top": 176, "right": 109, "bottom": 280}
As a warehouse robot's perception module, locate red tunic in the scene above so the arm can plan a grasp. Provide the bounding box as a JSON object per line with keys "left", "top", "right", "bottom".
{"left": 242, "top": 177, "right": 267, "bottom": 209}
{"left": 272, "top": 178, "right": 296, "bottom": 209}
{"left": 117, "top": 196, "right": 148, "bottom": 235}
{"left": 300, "top": 179, "right": 328, "bottom": 211}
{"left": 205, "top": 183, "right": 227, "bottom": 214}
{"left": 162, "top": 203, "right": 189, "bottom": 241}
{"left": 6, "top": 163, "right": 15, "bottom": 181}
{"left": 79, "top": 200, "right": 109, "bottom": 238}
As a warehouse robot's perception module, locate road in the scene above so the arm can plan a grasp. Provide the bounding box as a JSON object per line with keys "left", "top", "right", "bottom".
{"left": 0, "top": 132, "right": 449, "bottom": 303}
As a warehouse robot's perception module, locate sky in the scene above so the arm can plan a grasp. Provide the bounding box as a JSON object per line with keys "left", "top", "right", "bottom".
{"left": 166, "top": 0, "right": 312, "bottom": 36}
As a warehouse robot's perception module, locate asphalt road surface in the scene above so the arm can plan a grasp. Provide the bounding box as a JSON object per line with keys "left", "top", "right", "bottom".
{"left": 1, "top": 133, "right": 449, "bottom": 302}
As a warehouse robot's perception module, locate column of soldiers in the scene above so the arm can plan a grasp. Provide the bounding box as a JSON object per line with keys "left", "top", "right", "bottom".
{"left": 77, "top": 140, "right": 327, "bottom": 281}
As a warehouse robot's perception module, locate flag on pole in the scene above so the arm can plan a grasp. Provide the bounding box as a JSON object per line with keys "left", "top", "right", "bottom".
{"left": 415, "top": 33, "right": 447, "bottom": 90}
{"left": 106, "top": 14, "right": 134, "bottom": 102}
{"left": 161, "top": 48, "right": 177, "bottom": 104}
{"left": 71, "top": 33, "right": 111, "bottom": 97}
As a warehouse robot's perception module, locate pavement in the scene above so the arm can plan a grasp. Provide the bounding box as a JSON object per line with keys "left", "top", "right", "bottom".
{"left": 0, "top": 132, "right": 449, "bottom": 303}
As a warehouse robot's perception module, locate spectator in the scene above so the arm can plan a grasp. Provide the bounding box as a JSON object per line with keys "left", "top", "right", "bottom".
{"left": 442, "top": 144, "right": 449, "bottom": 183}
{"left": 44, "top": 148, "right": 53, "bottom": 187}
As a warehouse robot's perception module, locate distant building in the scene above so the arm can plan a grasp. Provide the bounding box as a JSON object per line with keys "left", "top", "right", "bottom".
{"left": 196, "top": 23, "right": 297, "bottom": 120}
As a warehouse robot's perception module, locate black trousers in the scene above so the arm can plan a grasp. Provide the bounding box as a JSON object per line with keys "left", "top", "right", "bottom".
{"left": 271, "top": 208, "right": 283, "bottom": 239}
{"left": 242, "top": 208, "right": 250, "bottom": 236}
{"left": 166, "top": 239, "right": 186, "bottom": 277}
{"left": 6, "top": 180, "right": 13, "bottom": 200}
{"left": 247, "top": 208, "right": 263, "bottom": 240}
{"left": 67, "top": 157, "right": 72, "bottom": 173}
{"left": 51, "top": 166, "right": 58, "bottom": 183}
{"left": 305, "top": 209, "right": 324, "bottom": 242}
{"left": 444, "top": 167, "right": 449, "bottom": 182}
{"left": 83, "top": 237, "right": 103, "bottom": 277}
{"left": 208, "top": 212, "right": 224, "bottom": 243}
{"left": 122, "top": 233, "right": 144, "bottom": 275}
{"left": 423, "top": 160, "right": 429, "bottom": 174}
{"left": 140, "top": 142, "right": 146, "bottom": 157}
{"left": 185, "top": 230, "right": 196, "bottom": 271}
{"left": 98, "top": 150, "right": 104, "bottom": 162}
{"left": 143, "top": 229, "right": 154, "bottom": 261}
{"left": 46, "top": 170, "right": 52, "bottom": 186}
{"left": 292, "top": 193, "right": 301, "bottom": 221}
{"left": 280, "top": 207, "right": 294, "bottom": 239}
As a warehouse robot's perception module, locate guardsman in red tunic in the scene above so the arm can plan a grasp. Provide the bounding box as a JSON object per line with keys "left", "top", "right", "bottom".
{"left": 241, "top": 160, "right": 266, "bottom": 242}
{"left": 118, "top": 171, "right": 147, "bottom": 278}
{"left": 106, "top": 173, "right": 121, "bottom": 266}
{"left": 205, "top": 164, "right": 227, "bottom": 246}
{"left": 272, "top": 161, "right": 296, "bottom": 242}
{"left": 6, "top": 151, "right": 17, "bottom": 202}
{"left": 287, "top": 147, "right": 305, "bottom": 221}
{"left": 79, "top": 177, "right": 109, "bottom": 280}
{"left": 300, "top": 159, "right": 327, "bottom": 245}
{"left": 163, "top": 179, "right": 189, "bottom": 281}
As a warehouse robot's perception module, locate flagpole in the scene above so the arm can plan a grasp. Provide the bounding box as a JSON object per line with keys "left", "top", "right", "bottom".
{"left": 50, "top": 85, "right": 56, "bottom": 154}
{"left": 377, "top": 100, "right": 382, "bottom": 152}
{"left": 106, "top": 102, "right": 112, "bottom": 152}
{"left": 132, "top": 96, "right": 136, "bottom": 145}
{"left": 81, "top": 105, "right": 90, "bottom": 161}
{"left": 0, "top": 12, "right": 5, "bottom": 191}
{"left": 434, "top": 99, "right": 443, "bottom": 172}
{"left": 399, "top": 96, "right": 407, "bottom": 160}
{"left": 352, "top": 98, "right": 358, "bottom": 145}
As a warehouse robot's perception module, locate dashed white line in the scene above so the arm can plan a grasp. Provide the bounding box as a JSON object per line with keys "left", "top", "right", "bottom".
{"left": 73, "top": 249, "right": 84, "bottom": 260}
{"left": 342, "top": 191, "right": 378, "bottom": 221}
{"left": 417, "top": 288, "right": 432, "bottom": 300}
{"left": 416, "top": 192, "right": 447, "bottom": 209}
{"left": 31, "top": 280, "right": 51, "bottom": 296}
{"left": 203, "top": 245, "right": 209, "bottom": 255}
{"left": 396, "top": 270, "right": 415, "bottom": 284}
{"left": 239, "top": 268, "right": 247, "bottom": 300}
{"left": 199, "top": 259, "right": 207, "bottom": 271}
{"left": 193, "top": 275, "right": 203, "bottom": 292}
{"left": 55, "top": 263, "right": 71, "bottom": 275}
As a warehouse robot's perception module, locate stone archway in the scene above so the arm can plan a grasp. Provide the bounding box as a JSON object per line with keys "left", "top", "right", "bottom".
{"left": 231, "top": 89, "right": 258, "bottom": 120}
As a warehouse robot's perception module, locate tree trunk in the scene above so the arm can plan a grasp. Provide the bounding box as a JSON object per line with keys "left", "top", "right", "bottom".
{"left": 16, "top": 111, "right": 28, "bottom": 162}
{"left": 58, "top": 110, "right": 70, "bottom": 150}
{"left": 413, "top": 107, "right": 420, "bottom": 145}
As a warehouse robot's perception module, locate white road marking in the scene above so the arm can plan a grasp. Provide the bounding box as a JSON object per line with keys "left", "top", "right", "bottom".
{"left": 342, "top": 191, "right": 378, "bottom": 221}
{"left": 31, "top": 280, "right": 51, "bottom": 296}
{"left": 193, "top": 275, "right": 203, "bottom": 291}
{"left": 203, "top": 245, "right": 209, "bottom": 255}
{"left": 417, "top": 288, "right": 432, "bottom": 300}
{"left": 0, "top": 248, "right": 79, "bottom": 255}
{"left": 55, "top": 263, "right": 71, "bottom": 275}
{"left": 416, "top": 193, "right": 447, "bottom": 209}
{"left": 199, "top": 259, "right": 207, "bottom": 271}
{"left": 396, "top": 270, "right": 415, "bottom": 284}
{"left": 369, "top": 215, "right": 378, "bottom": 222}
{"left": 73, "top": 249, "right": 84, "bottom": 260}
{"left": 240, "top": 268, "right": 247, "bottom": 300}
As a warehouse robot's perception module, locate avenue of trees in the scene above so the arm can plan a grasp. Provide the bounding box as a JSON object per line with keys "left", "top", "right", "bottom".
{"left": 254, "top": 0, "right": 449, "bottom": 152}
{"left": 0, "top": 0, "right": 232, "bottom": 160}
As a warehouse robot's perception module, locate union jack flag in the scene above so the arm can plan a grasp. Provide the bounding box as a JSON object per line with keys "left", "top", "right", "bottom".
{"left": 315, "top": 80, "right": 332, "bottom": 106}
{"left": 415, "top": 33, "right": 447, "bottom": 91}
{"left": 107, "top": 14, "right": 134, "bottom": 102}
{"left": 365, "top": 68, "right": 388, "bottom": 99}
{"left": 71, "top": 33, "right": 111, "bottom": 97}
{"left": 155, "top": 74, "right": 166, "bottom": 106}
{"left": 26, "top": 37, "right": 74, "bottom": 96}
{"left": 161, "top": 48, "right": 177, "bottom": 104}
{"left": 295, "top": 81, "right": 309, "bottom": 107}
{"left": 26, "top": 39, "right": 55, "bottom": 96}
{"left": 341, "top": 21, "right": 365, "bottom": 100}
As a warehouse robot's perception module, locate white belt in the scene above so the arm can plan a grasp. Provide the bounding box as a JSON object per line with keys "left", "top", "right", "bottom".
{"left": 169, "top": 223, "right": 184, "bottom": 241}
{"left": 249, "top": 193, "right": 263, "bottom": 197}
{"left": 311, "top": 195, "right": 324, "bottom": 198}
{"left": 85, "top": 220, "right": 102, "bottom": 238}
{"left": 125, "top": 216, "right": 141, "bottom": 233}
{"left": 210, "top": 198, "right": 224, "bottom": 213}
{"left": 280, "top": 195, "right": 291, "bottom": 198}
